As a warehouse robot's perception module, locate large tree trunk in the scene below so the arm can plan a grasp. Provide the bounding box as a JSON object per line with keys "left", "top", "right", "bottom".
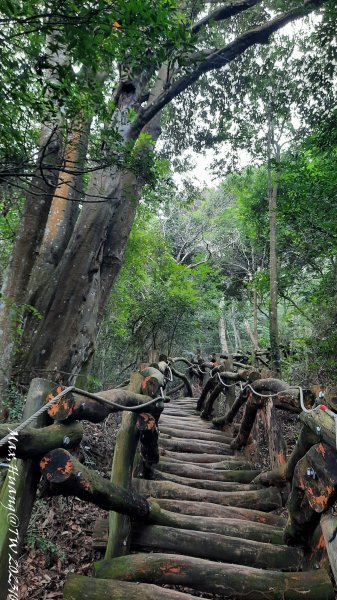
{"left": 0, "top": 123, "right": 62, "bottom": 403}
{"left": 0, "top": 40, "right": 69, "bottom": 409}
{"left": 14, "top": 72, "right": 158, "bottom": 386}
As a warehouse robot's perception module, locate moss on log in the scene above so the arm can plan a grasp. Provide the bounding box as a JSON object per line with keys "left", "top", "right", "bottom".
{"left": 93, "top": 552, "right": 334, "bottom": 600}
{"left": 230, "top": 392, "right": 262, "bottom": 450}
{"left": 64, "top": 574, "right": 200, "bottom": 600}
{"left": 300, "top": 408, "right": 337, "bottom": 449}
{"left": 49, "top": 387, "right": 160, "bottom": 424}
{"left": 0, "top": 421, "right": 83, "bottom": 458}
{"left": 170, "top": 366, "right": 193, "bottom": 397}
{"left": 196, "top": 377, "right": 216, "bottom": 412}
{"left": 106, "top": 410, "right": 139, "bottom": 559}
{"left": 140, "top": 367, "right": 165, "bottom": 398}
{"left": 200, "top": 382, "right": 224, "bottom": 419}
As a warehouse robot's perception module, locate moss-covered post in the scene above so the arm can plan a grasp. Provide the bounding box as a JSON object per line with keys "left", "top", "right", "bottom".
{"left": 105, "top": 372, "right": 143, "bottom": 560}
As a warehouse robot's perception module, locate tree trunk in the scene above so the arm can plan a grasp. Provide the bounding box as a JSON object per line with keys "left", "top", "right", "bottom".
{"left": 268, "top": 114, "right": 281, "bottom": 378}
{"left": 259, "top": 397, "right": 286, "bottom": 469}
{"left": 0, "top": 124, "right": 62, "bottom": 408}
{"left": 244, "top": 319, "right": 259, "bottom": 353}
{"left": 231, "top": 304, "right": 242, "bottom": 352}
{"left": 0, "top": 39, "right": 71, "bottom": 408}
{"left": 218, "top": 296, "right": 229, "bottom": 354}
{"left": 13, "top": 70, "right": 157, "bottom": 387}
{"left": 253, "top": 288, "right": 259, "bottom": 348}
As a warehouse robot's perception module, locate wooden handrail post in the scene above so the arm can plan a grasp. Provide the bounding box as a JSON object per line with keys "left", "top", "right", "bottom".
{"left": 0, "top": 378, "right": 56, "bottom": 600}
{"left": 105, "top": 373, "right": 143, "bottom": 560}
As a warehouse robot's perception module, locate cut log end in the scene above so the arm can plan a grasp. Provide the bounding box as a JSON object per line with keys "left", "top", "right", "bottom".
{"left": 40, "top": 448, "right": 74, "bottom": 483}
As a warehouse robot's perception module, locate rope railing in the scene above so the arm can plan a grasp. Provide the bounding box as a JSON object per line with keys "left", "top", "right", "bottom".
{"left": 0, "top": 386, "right": 168, "bottom": 450}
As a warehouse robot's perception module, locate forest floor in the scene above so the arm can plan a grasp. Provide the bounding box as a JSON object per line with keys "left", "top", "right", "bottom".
{"left": 18, "top": 384, "right": 301, "bottom": 599}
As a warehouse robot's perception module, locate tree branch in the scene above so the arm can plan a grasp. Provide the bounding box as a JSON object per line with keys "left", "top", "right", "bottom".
{"left": 192, "top": 0, "right": 262, "bottom": 34}
{"left": 280, "top": 292, "right": 315, "bottom": 325}
{"left": 131, "top": 0, "right": 326, "bottom": 136}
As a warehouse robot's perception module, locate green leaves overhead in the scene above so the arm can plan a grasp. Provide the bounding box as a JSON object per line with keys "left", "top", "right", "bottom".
{"left": 0, "top": 0, "right": 191, "bottom": 174}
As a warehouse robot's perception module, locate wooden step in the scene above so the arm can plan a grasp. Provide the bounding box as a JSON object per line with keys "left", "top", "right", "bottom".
{"left": 157, "top": 460, "right": 260, "bottom": 482}
{"left": 131, "top": 525, "right": 303, "bottom": 571}
{"left": 152, "top": 469, "right": 261, "bottom": 491}
{"left": 159, "top": 416, "right": 214, "bottom": 433}
{"left": 153, "top": 498, "right": 287, "bottom": 526}
{"left": 93, "top": 510, "right": 284, "bottom": 550}
{"left": 159, "top": 437, "right": 233, "bottom": 454}
{"left": 161, "top": 449, "right": 251, "bottom": 467}
{"left": 159, "top": 425, "right": 232, "bottom": 443}
{"left": 93, "top": 552, "right": 334, "bottom": 600}
{"left": 161, "top": 450, "right": 231, "bottom": 462}
{"left": 134, "top": 478, "right": 282, "bottom": 511}
{"left": 64, "top": 574, "right": 201, "bottom": 599}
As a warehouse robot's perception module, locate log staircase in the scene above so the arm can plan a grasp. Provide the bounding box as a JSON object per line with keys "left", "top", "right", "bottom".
{"left": 1, "top": 360, "right": 336, "bottom": 600}
{"left": 64, "top": 393, "right": 335, "bottom": 600}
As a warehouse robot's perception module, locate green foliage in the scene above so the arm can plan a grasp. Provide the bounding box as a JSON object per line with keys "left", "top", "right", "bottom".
{"left": 214, "top": 117, "right": 337, "bottom": 383}
{"left": 26, "top": 533, "right": 67, "bottom": 562}
{"left": 2, "top": 383, "right": 25, "bottom": 420}
{"left": 0, "top": 0, "right": 193, "bottom": 176}
{"left": 93, "top": 194, "right": 221, "bottom": 384}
